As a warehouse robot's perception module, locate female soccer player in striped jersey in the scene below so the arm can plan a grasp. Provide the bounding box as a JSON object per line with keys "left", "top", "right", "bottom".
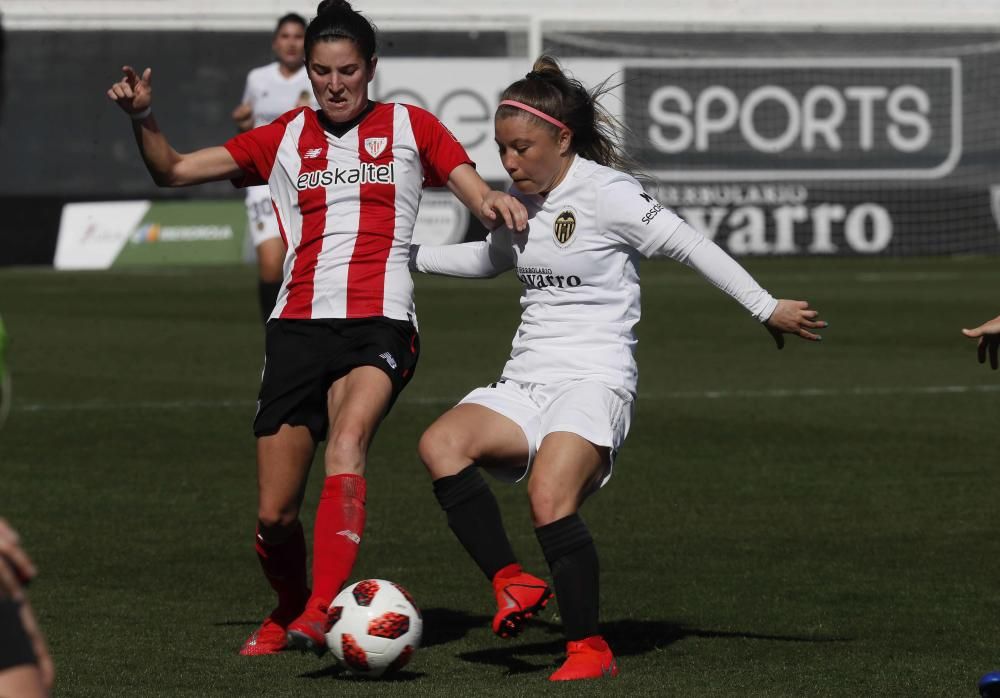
{"left": 412, "top": 56, "right": 827, "bottom": 681}
{"left": 231, "top": 12, "right": 316, "bottom": 322}
{"left": 107, "top": 0, "right": 527, "bottom": 657}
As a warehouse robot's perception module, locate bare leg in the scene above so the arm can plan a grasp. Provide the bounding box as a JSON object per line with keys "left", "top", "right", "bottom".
{"left": 255, "top": 424, "right": 315, "bottom": 533}
{"left": 322, "top": 365, "right": 394, "bottom": 476}
{"left": 256, "top": 237, "right": 284, "bottom": 284}
{"left": 418, "top": 402, "right": 529, "bottom": 480}
{"left": 529, "top": 432, "right": 609, "bottom": 656}
{"left": 527, "top": 432, "right": 606, "bottom": 527}
{"left": 255, "top": 237, "right": 285, "bottom": 321}
{"left": 287, "top": 366, "right": 397, "bottom": 653}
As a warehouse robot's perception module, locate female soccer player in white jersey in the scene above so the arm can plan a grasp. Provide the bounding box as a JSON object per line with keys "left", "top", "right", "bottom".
{"left": 231, "top": 13, "right": 316, "bottom": 322}
{"left": 411, "top": 56, "right": 828, "bottom": 681}
{"left": 107, "top": 0, "right": 527, "bottom": 657}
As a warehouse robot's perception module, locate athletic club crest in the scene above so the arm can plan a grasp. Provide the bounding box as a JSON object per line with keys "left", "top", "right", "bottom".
{"left": 553, "top": 208, "right": 577, "bottom": 247}
{"left": 364, "top": 137, "right": 388, "bottom": 159}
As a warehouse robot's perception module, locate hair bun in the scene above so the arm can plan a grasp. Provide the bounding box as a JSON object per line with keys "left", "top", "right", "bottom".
{"left": 316, "top": 0, "right": 353, "bottom": 14}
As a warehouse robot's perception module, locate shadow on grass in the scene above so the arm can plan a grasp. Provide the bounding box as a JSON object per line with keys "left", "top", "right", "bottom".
{"left": 457, "top": 618, "right": 852, "bottom": 675}
{"left": 420, "top": 607, "right": 493, "bottom": 648}
{"left": 299, "top": 664, "right": 425, "bottom": 682}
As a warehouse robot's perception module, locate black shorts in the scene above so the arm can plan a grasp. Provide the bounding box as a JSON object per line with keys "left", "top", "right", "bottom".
{"left": 254, "top": 317, "right": 420, "bottom": 442}
{"left": 0, "top": 599, "right": 36, "bottom": 671}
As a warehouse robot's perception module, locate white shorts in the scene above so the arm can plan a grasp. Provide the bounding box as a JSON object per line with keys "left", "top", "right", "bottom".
{"left": 459, "top": 378, "right": 634, "bottom": 487}
{"left": 246, "top": 186, "right": 282, "bottom": 247}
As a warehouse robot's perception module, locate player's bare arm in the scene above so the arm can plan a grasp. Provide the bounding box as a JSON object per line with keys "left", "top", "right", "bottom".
{"left": 107, "top": 66, "right": 243, "bottom": 186}
{"left": 961, "top": 313, "right": 1000, "bottom": 369}
{"left": 764, "top": 299, "right": 828, "bottom": 350}
{"left": 446, "top": 163, "right": 527, "bottom": 232}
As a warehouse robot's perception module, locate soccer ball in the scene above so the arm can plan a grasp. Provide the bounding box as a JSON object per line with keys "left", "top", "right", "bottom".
{"left": 325, "top": 579, "right": 422, "bottom": 678}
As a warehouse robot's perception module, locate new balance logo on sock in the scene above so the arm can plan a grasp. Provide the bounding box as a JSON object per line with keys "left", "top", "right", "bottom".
{"left": 337, "top": 529, "right": 361, "bottom": 544}
{"left": 379, "top": 352, "right": 397, "bottom": 369}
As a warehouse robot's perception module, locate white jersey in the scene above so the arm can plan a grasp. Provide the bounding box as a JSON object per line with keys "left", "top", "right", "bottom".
{"left": 413, "top": 155, "right": 777, "bottom": 394}
{"left": 241, "top": 63, "right": 317, "bottom": 206}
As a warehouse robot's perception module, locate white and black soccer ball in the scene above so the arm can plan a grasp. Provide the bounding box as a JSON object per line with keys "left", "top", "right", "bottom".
{"left": 325, "top": 579, "right": 422, "bottom": 678}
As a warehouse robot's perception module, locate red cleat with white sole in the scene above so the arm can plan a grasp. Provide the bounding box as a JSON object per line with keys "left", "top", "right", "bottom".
{"left": 491, "top": 564, "right": 552, "bottom": 638}
{"left": 549, "top": 635, "right": 619, "bottom": 681}
{"left": 240, "top": 610, "right": 296, "bottom": 656}
{"left": 285, "top": 598, "right": 332, "bottom": 656}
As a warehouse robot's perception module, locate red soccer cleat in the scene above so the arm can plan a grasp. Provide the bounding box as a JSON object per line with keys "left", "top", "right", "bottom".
{"left": 240, "top": 610, "right": 296, "bottom": 656}
{"left": 549, "top": 635, "right": 619, "bottom": 681}
{"left": 491, "top": 564, "right": 552, "bottom": 638}
{"left": 285, "top": 597, "right": 332, "bottom": 656}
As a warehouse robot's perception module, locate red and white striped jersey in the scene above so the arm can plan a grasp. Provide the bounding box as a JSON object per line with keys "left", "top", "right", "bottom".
{"left": 224, "top": 102, "right": 472, "bottom": 322}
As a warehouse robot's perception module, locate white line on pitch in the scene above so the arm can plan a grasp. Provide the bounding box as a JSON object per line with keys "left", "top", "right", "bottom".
{"left": 645, "top": 384, "right": 1000, "bottom": 400}
{"left": 11, "top": 399, "right": 253, "bottom": 413}
{"left": 11, "top": 383, "right": 1000, "bottom": 414}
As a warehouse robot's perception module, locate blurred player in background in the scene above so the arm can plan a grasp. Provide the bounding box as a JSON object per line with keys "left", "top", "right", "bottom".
{"left": 231, "top": 13, "right": 315, "bottom": 322}
{"left": 107, "top": 0, "right": 526, "bottom": 658}
{"left": 0, "top": 321, "right": 54, "bottom": 697}
{"left": 962, "top": 314, "right": 1000, "bottom": 369}
{"left": 412, "top": 56, "right": 826, "bottom": 681}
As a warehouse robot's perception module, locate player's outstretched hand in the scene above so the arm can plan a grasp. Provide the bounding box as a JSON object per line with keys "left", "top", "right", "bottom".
{"left": 961, "top": 314, "right": 1000, "bottom": 369}
{"left": 0, "top": 518, "right": 36, "bottom": 601}
{"left": 764, "top": 299, "right": 826, "bottom": 350}
{"left": 481, "top": 190, "right": 528, "bottom": 232}
{"left": 106, "top": 65, "right": 153, "bottom": 116}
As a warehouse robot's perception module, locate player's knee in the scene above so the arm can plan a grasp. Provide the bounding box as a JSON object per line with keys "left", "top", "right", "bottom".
{"left": 325, "top": 425, "right": 368, "bottom": 473}
{"left": 256, "top": 508, "right": 299, "bottom": 535}
{"left": 527, "top": 478, "right": 573, "bottom": 527}
{"left": 418, "top": 422, "right": 468, "bottom": 477}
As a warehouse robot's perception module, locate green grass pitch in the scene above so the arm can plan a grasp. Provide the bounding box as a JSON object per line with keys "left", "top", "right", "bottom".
{"left": 1, "top": 256, "right": 998, "bottom": 696}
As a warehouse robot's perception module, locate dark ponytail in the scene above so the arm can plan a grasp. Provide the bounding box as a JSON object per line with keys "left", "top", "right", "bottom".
{"left": 306, "top": 0, "right": 377, "bottom": 64}
{"left": 497, "top": 55, "right": 636, "bottom": 174}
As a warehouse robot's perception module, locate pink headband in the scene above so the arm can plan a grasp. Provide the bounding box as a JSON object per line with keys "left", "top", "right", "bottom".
{"left": 498, "top": 100, "right": 570, "bottom": 132}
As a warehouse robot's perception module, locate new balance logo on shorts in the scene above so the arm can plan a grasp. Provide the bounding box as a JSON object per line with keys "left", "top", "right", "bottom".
{"left": 379, "top": 352, "right": 398, "bottom": 369}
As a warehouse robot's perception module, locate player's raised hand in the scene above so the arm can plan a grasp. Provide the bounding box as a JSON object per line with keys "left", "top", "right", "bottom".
{"left": 107, "top": 65, "right": 153, "bottom": 116}
{"left": 764, "top": 299, "right": 826, "bottom": 350}
{"left": 481, "top": 190, "right": 528, "bottom": 232}
{"left": 961, "top": 314, "right": 1000, "bottom": 369}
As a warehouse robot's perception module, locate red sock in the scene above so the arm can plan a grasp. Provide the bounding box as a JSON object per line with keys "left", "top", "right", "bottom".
{"left": 255, "top": 520, "right": 309, "bottom": 618}
{"left": 311, "top": 474, "right": 367, "bottom": 606}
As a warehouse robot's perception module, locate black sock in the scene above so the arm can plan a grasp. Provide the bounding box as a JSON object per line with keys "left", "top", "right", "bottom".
{"left": 258, "top": 280, "right": 281, "bottom": 323}
{"left": 432, "top": 466, "right": 517, "bottom": 580}
{"left": 536, "top": 513, "right": 600, "bottom": 641}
